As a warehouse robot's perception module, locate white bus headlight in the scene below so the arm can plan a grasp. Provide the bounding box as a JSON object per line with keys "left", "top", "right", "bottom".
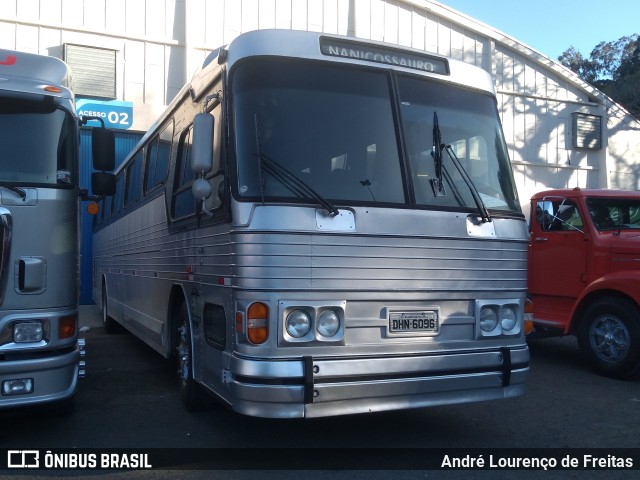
{"left": 286, "top": 310, "right": 311, "bottom": 338}
{"left": 479, "top": 307, "right": 498, "bottom": 332}
{"left": 13, "top": 322, "right": 44, "bottom": 343}
{"left": 316, "top": 310, "right": 340, "bottom": 337}
{"left": 501, "top": 306, "right": 517, "bottom": 331}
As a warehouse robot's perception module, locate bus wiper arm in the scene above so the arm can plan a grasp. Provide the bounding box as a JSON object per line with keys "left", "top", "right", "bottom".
{"left": 254, "top": 114, "right": 338, "bottom": 216}
{"left": 444, "top": 144, "right": 492, "bottom": 223}
{"left": 430, "top": 112, "right": 446, "bottom": 197}
{"left": 257, "top": 153, "right": 340, "bottom": 216}
{"left": 0, "top": 184, "right": 26, "bottom": 199}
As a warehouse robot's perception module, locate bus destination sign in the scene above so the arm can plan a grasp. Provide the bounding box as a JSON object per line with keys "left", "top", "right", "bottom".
{"left": 320, "top": 37, "right": 449, "bottom": 75}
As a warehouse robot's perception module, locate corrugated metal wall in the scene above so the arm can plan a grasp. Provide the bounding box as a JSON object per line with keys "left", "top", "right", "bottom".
{"left": 79, "top": 129, "right": 143, "bottom": 304}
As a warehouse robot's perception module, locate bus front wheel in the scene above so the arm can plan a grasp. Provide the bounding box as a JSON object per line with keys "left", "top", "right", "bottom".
{"left": 176, "top": 302, "right": 207, "bottom": 411}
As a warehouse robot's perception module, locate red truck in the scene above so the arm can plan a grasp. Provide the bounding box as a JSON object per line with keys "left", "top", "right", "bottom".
{"left": 527, "top": 188, "right": 640, "bottom": 379}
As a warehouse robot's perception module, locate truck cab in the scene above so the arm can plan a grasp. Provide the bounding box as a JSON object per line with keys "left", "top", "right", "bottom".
{"left": 528, "top": 187, "right": 640, "bottom": 379}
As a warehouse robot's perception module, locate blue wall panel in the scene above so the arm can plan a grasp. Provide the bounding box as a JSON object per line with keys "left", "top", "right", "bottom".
{"left": 79, "top": 129, "right": 143, "bottom": 304}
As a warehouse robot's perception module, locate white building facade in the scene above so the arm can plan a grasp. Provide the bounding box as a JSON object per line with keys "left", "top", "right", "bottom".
{"left": 2, "top": 0, "right": 639, "bottom": 210}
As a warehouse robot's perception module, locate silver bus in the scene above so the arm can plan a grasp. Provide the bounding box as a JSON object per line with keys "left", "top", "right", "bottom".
{"left": 93, "top": 29, "right": 530, "bottom": 418}
{"left": 0, "top": 49, "right": 113, "bottom": 411}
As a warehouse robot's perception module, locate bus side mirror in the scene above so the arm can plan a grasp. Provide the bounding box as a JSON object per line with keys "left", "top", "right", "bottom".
{"left": 191, "top": 112, "right": 222, "bottom": 216}
{"left": 191, "top": 112, "right": 216, "bottom": 174}
{"left": 92, "top": 172, "right": 116, "bottom": 196}
{"left": 91, "top": 127, "right": 116, "bottom": 197}
{"left": 92, "top": 127, "right": 115, "bottom": 171}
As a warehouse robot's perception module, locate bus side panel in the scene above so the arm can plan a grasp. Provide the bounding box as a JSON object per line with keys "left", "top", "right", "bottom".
{"left": 94, "top": 195, "right": 175, "bottom": 356}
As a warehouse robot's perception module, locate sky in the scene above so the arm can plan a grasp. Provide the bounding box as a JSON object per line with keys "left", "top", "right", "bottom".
{"left": 436, "top": 0, "right": 639, "bottom": 60}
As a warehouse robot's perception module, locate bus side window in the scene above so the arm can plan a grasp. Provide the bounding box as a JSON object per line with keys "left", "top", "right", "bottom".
{"left": 126, "top": 151, "right": 143, "bottom": 207}
{"left": 203, "top": 104, "right": 225, "bottom": 212}
{"left": 113, "top": 174, "right": 125, "bottom": 217}
{"left": 172, "top": 126, "right": 196, "bottom": 219}
{"left": 103, "top": 194, "right": 113, "bottom": 222}
{"left": 145, "top": 120, "right": 173, "bottom": 193}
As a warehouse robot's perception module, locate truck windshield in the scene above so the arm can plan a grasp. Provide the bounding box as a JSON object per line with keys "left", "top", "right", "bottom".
{"left": 232, "top": 59, "right": 520, "bottom": 214}
{"left": 0, "top": 97, "right": 76, "bottom": 187}
{"left": 586, "top": 197, "right": 640, "bottom": 231}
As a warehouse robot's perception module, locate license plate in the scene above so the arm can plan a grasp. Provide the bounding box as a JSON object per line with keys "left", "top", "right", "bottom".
{"left": 389, "top": 311, "right": 439, "bottom": 334}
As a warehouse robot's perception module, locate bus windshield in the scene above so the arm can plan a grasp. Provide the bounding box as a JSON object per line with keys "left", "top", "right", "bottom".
{"left": 0, "top": 97, "right": 76, "bottom": 187}
{"left": 232, "top": 59, "right": 520, "bottom": 214}
{"left": 398, "top": 75, "right": 519, "bottom": 212}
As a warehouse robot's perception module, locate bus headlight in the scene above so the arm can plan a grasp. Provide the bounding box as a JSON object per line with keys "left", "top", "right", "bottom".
{"left": 13, "top": 322, "right": 44, "bottom": 343}
{"left": 286, "top": 310, "right": 311, "bottom": 338}
{"left": 501, "top": 306, "right": 517, "bottom": 331}
{"left": 479, "top": 307, "right": 498, "bottom": 332}
{"left": 316, "top": 310, "right": 340, "bottom": 337}
{"left": 476, "top": 300, "right": 522, "bottom": 338}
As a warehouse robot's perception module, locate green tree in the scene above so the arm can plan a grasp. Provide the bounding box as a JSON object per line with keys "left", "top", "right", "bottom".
{"left": 559, "top": 34, "right": 640, "bottom": 118}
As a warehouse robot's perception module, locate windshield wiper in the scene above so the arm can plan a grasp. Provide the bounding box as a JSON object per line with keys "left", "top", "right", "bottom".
{"left": 430, "top": 112, "right": 446, "bottom": 197}
{"left": 431, "top": 111, "right": 491, "bottom": 223}
{"left": 0, "top": 184, "right": 26, "bottom": 200}
{"left": 444, "top": 144, "right": 492, "bottom": 223}
{"left": 254, "top": 115, "right": 339, "bottom": 216}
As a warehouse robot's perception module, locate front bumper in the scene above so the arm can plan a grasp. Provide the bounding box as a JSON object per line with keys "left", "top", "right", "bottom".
{"left": 226, "top": 346, "right": 530, "bottom": 418}
{"left": 0, "top": 341, "right": 83, "bottom": 409}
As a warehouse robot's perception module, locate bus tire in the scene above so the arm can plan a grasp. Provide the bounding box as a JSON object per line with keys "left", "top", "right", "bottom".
{"left": 176, "top": 302, "right": 207, "bottom": 411}
{"left": 578, "top": 296, "right": 640, "bottom": 380}
{"left": 102, "top": 283, "right": 120, "bottom": 334}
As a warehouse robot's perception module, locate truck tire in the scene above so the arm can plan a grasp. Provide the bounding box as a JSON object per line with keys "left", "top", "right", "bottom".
{"left": 578, "top": 296, "right": 640, "bottom": 379}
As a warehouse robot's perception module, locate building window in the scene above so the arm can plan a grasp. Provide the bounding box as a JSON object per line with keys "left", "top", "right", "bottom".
{"left": 572, "top": 113, "right": 602, "bottom": 150}
{"left": 64, "top": 44, "right": 116, "bottom": 99}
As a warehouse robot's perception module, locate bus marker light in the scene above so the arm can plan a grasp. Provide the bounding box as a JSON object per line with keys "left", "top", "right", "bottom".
{"left": 235, "top": 312, "right": 243, "bottom": 333}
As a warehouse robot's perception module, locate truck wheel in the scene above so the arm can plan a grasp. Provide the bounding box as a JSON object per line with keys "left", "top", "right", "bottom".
{"left": 578, "top": 297, "right": 640, "bottom": 379}
{"left": 102, "top": 283, "right": 120, "bottom": 334}
{"left": 176, "top": 302, "right": 207, "bottom": 411}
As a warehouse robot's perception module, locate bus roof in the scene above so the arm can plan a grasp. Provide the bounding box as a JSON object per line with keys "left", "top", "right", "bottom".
{"left": 190, "top": 29, "right": 496, "bottom": 101}
{"left": 0, "top": 48, "right": 73, "bottom": 100}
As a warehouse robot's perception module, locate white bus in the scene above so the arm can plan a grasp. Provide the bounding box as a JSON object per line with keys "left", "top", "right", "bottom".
{"left": 93, "top": 29, "right": 530, "bottom": 418}
{"left": 0, "top": 49, "right": 113, "bottom": 411}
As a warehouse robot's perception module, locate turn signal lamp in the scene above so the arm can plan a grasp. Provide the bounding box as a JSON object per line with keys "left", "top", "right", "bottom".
{"left": 59, "top": 315, "right": 77, "bottom": 339}
{"left": 44, "top": 85, "right": 63, "bottom": 93}
{"left": 247, "top": 302, "right": 269, "bottom": 344}
{"left": 87, "top": 202, "right": 100, "bottom": 216}
{"left": 524, "top": 298, "right": 535, "bottom": 335}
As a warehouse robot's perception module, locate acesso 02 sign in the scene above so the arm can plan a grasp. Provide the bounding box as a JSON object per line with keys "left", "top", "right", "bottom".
{"left": 76, "top": 99, "right": 133, "bottom": 130}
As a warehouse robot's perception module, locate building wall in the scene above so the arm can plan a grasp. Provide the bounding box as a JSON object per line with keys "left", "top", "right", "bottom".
{"left": 1, "top": 0, "right": 639, "bottom": 201}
